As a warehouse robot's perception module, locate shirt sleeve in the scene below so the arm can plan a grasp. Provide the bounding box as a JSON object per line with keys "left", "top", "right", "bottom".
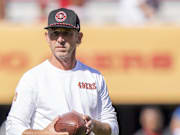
{"left": 6, "top": 71, "right": 37, "bottom": 135}
{"left": 97, "top": 75, "right": 119, "bottom": 135}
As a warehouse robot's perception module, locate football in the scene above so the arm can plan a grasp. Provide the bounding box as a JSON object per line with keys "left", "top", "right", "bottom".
{"left": 54, "top": 111, "right": 87, "bottom": 135}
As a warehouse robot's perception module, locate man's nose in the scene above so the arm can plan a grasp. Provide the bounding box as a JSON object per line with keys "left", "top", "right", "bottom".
{"left": 57, "top": 35, "right": 65, "bottom": 45}
{"left": 56, "top": 35, "right": 64, "bottom": 41}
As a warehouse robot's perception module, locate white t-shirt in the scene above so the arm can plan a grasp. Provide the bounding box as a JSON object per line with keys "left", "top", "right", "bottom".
{"left": 6, "top": 60, "right": 119, "bottom": 135}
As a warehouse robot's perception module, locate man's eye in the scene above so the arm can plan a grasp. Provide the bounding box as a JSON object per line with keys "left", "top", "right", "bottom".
{"left": 50, "top": 31, "right": 73, "bottom": 38}
{"left": 63, "top": 32, "right": 69, "bottom": 35}
{"left": 62, "top": 31, "right": 73, "bottom": 36}
{"left": 53, "top": 31, "right": 60, "bottom": 36}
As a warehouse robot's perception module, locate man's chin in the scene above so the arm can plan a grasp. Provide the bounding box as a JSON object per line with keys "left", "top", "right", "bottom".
{"left": 56, "top": 54, "right": 69, "bottom": 60}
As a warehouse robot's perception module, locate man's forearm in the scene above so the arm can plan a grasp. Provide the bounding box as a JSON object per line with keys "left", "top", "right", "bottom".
{"left": 23, "top": 129, "right": 44, "bottom": 135}
{"left": 92, "top": 120, "right": 111, "bottom": 135}
{"left": 22, "top": 129, "right": 68, "bottom": 135}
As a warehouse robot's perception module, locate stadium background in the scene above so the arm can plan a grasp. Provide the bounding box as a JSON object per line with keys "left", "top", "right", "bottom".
{"left": 1, "top": 0, "right": 180, "bottom": 135}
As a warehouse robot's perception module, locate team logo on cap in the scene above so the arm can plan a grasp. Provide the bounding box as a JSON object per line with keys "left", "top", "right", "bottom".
{"left": 55, "top": 11, "right": 67, "bottom": 22}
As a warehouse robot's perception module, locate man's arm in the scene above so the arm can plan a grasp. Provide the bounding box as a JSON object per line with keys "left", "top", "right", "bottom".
{"left": 6, "top": 72, "right": 38, "bottom": 135}
{"left": 82, "top": 75, "right": 119, "bottom": 135}
{"left": 23, "top": 117, "right": 69, "bottom": 135}
{"left": 94, "top": 75, "right": 119, "bottom": 135}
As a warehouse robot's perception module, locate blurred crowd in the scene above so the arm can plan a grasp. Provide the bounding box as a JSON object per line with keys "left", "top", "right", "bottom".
{"left": 0, "top": 0, "right": 180, "bottom": 25}
{"left": 133, "top": 106, "right": 180, "bottom": 135}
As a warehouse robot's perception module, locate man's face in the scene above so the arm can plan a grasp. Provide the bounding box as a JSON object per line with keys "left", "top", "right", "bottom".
{"left": 46, "top": 28, "right": 82, "bottom": 60}
{"left": 141, "top": 109, "right": 163, "bottom": 132}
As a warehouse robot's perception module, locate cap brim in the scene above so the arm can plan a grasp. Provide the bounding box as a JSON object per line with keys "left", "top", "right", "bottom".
{"left": 44, "top": 25, "right": 78, "bottom": 30}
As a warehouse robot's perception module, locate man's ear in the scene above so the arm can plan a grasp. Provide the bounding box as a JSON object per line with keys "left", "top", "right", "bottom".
{"left": 77, "top": 32, "right": 83, "bottom": 44}
{"left": 45, "top": 31, "right": 50, "bottom": 43}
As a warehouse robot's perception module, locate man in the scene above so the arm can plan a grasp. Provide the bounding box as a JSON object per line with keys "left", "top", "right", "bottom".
{"left": 134, "top": 106, "right": 164, "bottom": 135}
{"left": 6, "top": 8, "right": 119, "bottom": 135}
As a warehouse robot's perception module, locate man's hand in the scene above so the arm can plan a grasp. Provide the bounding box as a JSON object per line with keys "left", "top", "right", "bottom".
{"left": 82, "top": 115, "right": 94, "bottom": 135}
{"left": 23, "top": 117, "right": 69, "bottom": 135}
{"left": 82, "top": 114, "right": 111, "bottom": 135}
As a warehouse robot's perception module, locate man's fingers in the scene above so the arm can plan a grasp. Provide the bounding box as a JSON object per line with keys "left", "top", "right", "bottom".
{"left": 85, "top": 127, "right": 92, "bottom": 135}
{"left": 83, "top": 115, "right": 91, "bottom": 122}
{"left": 56, "top": 132, "right": 69, "bottom": 135}
{"left": 85, "top": 120, "right": 93, "bottom": 135}
{"left": 82, "top": 115, "right": 93, "bottom": 135}
{"left": 86, "top": 121, "right": 91, "bottom": 127}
